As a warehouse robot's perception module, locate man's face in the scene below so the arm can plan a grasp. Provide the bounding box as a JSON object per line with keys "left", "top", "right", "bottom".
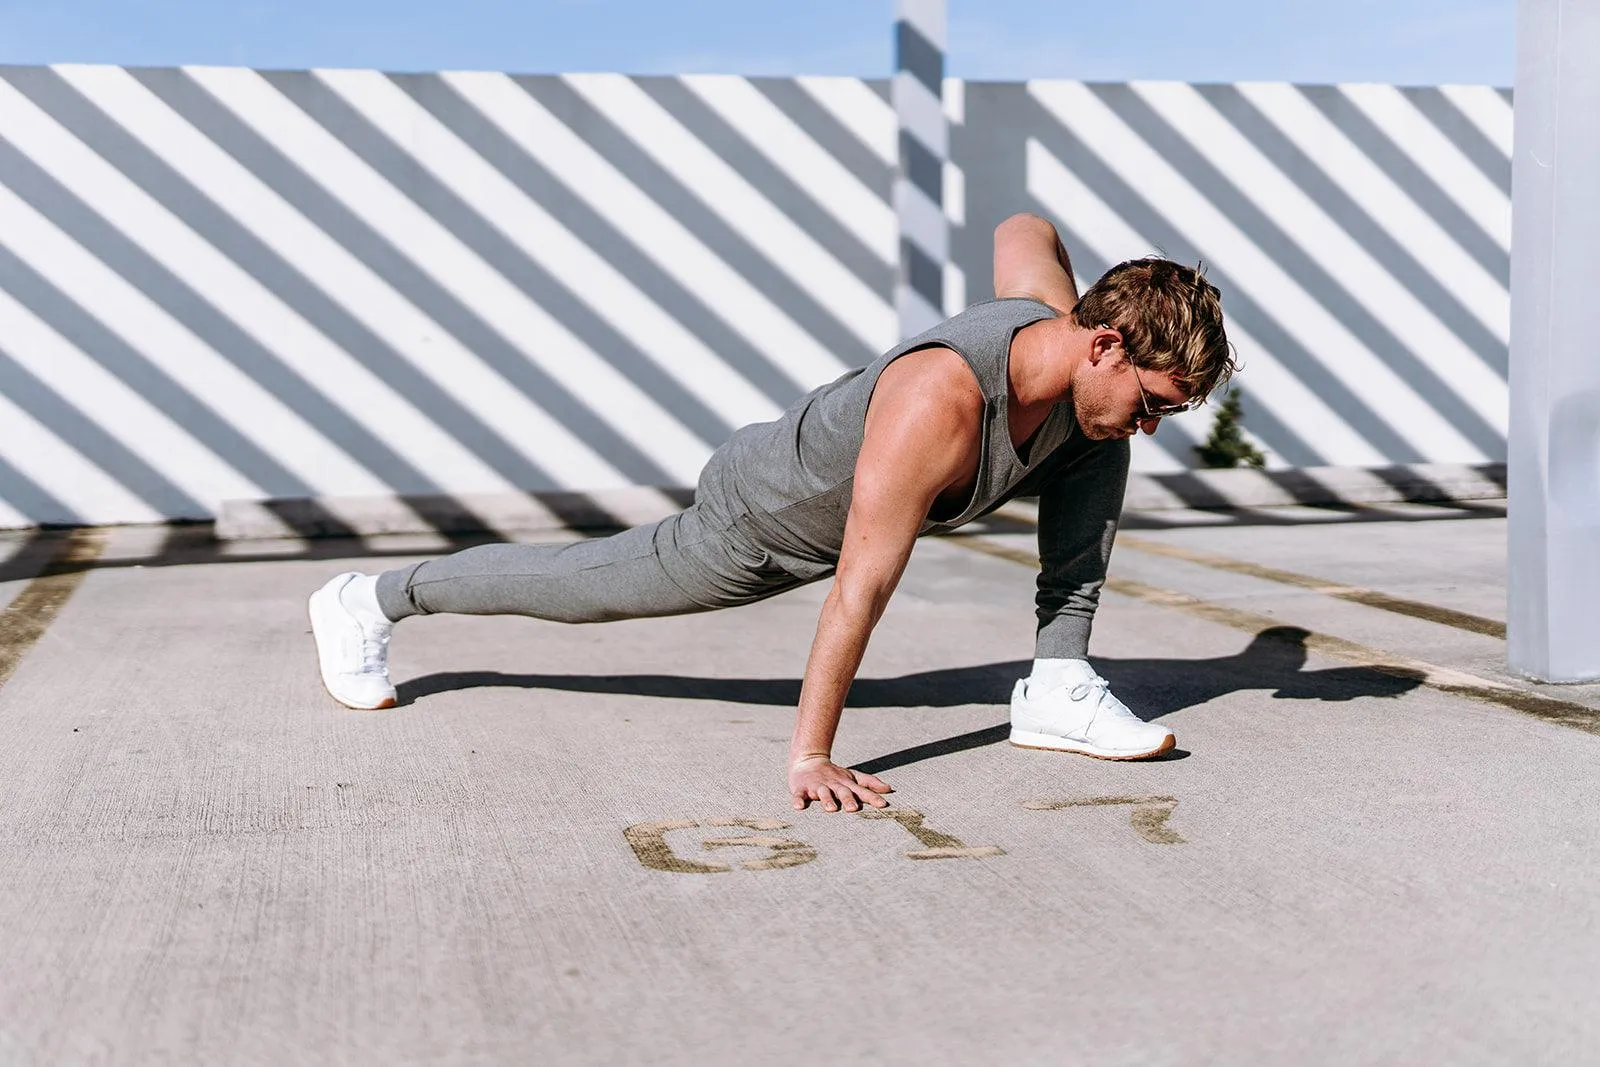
{"left": 1071, "top": 335, "right": 1197, "bottom": 441}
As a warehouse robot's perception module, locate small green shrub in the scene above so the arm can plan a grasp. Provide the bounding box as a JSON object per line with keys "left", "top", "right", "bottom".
{"left": 1193, "top": 388, "right": 1266, "bottom": 469}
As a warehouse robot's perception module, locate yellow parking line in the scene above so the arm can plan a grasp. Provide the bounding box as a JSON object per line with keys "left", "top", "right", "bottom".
{"left": 952, "top": 534, "right": 1600, "bottom": 738}
{"left": 0, "top": 528, "right": 107, "bottom": 691}
{"left": 1115, "top": 534, "right": 1505, "bottom": 639}
{"left": 984, "top": 503, "right": 1505, "bottom": 639}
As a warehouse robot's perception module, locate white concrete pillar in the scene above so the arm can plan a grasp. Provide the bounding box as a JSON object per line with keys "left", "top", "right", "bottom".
{"left": 1507, "top": 0, "right": 1600, "bottom": 681}
{"left": 894, "top": 0, "right": 948, "bottom": 336}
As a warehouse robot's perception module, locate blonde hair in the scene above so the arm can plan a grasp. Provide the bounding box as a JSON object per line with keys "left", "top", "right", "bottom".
{"left": 1072, "top": 258, "right": 1235, "bottom": 398}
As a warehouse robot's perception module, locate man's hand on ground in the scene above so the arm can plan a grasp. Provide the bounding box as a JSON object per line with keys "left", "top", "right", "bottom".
{"left": 788, "top": 755, "right": 893, "bottom": 813}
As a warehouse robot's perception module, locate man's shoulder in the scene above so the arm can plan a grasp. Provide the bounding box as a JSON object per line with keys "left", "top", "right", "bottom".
{"left": 875, "top": 345, "right": 984, "bottom": 416}
{"left": 861, "top": 347, "right": 986, "bottom": 472}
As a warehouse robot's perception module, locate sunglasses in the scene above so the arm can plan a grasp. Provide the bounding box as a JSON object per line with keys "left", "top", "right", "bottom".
{"left": 1131, "top": 361, "right": 1206, "bottom": 418}
{"left": 1100, "top": 324, "right": 1206, "bottom": 418}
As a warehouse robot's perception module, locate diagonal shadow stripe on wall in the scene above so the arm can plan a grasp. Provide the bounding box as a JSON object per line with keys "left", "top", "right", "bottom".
{"left": 0, "top": 241, "right": 336, "bottom": 515}
{"left": 0, "top": 344, "right": 207, "bottom": 518}
{"left": 23, "top": 65, "right": 585, "bottom": 501}
{"left": 752, "top": 78, "right": 894, "bottom": 200}
{"left": 1196, "top": 84, "right": 1508, "bottom": 379}
{"left": 141, "top": 67, "right": 677, "bottom": 488}
{"left": 615, "top": 74, "right": 894, "bottom": 352}
{"left": 267, "top": 70, "right": 738, "bottom": 452}
{"left": 1018, "top": 91, "right": 1419, "bottom": 463}
{"left": 1402, "top": 87, "right": 1511, "bottom": 195}
{"left": 0, "top": 453, "right": 80, "bottom": 526}
{"left": 1089, "top": 83, "right": 1504, "bottom": 460}
{"left": 70, "top": 70, "right": 576, "bottom": 502}
{"left": 441, "top": 71, "right": 857, "bottom": 393}
{"left": 397, "top": 74, "right": 810, "bottom": 412}
{"left": 0, "top": 133, "right": 450, "bottom": 499}
{"left": 634, "top": 75, "right": 893, "bottom": 298}
{"left": 1299, "top": 85, "right": 1508, "bottom": 283}
{"left": 518, "top": 75, "right": 881, "bottom": 370}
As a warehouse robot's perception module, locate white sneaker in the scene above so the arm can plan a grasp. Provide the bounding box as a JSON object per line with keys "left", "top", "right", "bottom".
{"left": 308, "top": 572, "right": 396, "bottom": 710}
{"left": 1010, "top": 665, "right": 1174, "bottom": 760}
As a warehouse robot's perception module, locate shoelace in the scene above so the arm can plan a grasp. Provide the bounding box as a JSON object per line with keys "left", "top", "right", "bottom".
{"left": 358, "top": 624, "right": 392, "bottom": 676}
{"left": 1065, "top": 675, "right": 1110, "bottom": 704}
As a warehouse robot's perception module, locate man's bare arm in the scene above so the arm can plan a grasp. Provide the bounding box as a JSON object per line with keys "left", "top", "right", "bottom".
{"left": 993, "top": 212, "right": 1081, "bottom": 313}
{"left": 787, "top": 348, "right": 982, "bottom": 812}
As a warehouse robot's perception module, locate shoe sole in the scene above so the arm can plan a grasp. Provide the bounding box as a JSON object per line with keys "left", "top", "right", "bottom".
{"left": 1008, "top": 729, "right": 1176, "bottom": 761}
{"left": 308, "top": 583, "right": 396, "bottom": 711}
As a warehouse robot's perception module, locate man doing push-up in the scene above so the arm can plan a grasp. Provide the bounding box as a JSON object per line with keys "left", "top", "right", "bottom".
{"left": 309, "top": 213, "right": 1234, "bottom": 814}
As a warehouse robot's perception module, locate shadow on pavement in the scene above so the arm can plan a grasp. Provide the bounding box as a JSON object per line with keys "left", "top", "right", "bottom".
{"left": 398, "top": 625, "right": 1424, "bottom": 776}
{"left": 0, "top": 500, "right": 1503, "bottom": 583}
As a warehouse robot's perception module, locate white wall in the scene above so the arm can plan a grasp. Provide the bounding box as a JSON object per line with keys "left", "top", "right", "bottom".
{"left": 0, "top": 66, "right": 1510, "bottom": 526}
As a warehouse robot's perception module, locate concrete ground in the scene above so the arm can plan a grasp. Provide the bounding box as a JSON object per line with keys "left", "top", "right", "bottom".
{"left": 1, "top": 501, "right": 1598, "bottom": 1066}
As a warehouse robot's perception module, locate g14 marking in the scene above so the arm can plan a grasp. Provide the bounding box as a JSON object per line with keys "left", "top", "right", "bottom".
{"left": 623, "top": 818, "right": 818, "bottom": 874}
{"left": 622, "top": 809, "right": 1001, "bottom": 874}
{"left": 1022, "top": 795, "right": 1186, "bottom": 844}
{"left": 859, "top": 809, "right": 1005, "bottom": 860}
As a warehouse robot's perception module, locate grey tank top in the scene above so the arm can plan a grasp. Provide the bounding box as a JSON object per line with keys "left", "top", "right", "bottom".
{"left": 700, "top": 297, "right": 1075, "bottom": 579}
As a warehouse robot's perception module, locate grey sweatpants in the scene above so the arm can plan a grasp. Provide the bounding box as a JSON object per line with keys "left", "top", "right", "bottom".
{"left": 373, "top": 430, "right": 1128, "bottom": 662}
{"left": 375, "top": 500, "right": 802, "bottom": 625}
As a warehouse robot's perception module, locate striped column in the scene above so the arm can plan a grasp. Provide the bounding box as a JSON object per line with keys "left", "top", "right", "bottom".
{"left": 1507, "top": 0, "right": 1600, "bottom": 681}
{"left": 894, "top": 0, "right": 948, "bottom": 336}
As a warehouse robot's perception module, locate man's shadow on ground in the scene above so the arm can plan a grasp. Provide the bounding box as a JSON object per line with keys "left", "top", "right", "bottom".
{"left": 397, "top": 626, "right": 1422, "bottom": 774}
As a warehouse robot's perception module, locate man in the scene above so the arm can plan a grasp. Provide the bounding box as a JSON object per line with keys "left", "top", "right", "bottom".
{"left": 309, "top": 213, "right": 1234, "bottom": 814}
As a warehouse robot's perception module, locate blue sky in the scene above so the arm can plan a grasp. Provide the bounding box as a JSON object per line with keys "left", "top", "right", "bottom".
{"left": 0, "top": 0, "right": 1516, "bottom": 86}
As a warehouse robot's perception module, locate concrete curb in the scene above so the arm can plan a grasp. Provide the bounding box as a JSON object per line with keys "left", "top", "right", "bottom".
{"left": 213, "top": 463, "right": 1506, "bottom": 541}
{"left": 1120, "top": 461, "right": 1506, "bottom": 512}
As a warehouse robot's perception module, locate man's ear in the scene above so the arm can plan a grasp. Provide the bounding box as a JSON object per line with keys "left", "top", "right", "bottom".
{"left": 1086, "top": 328, "right": 1121, "bottom": 366}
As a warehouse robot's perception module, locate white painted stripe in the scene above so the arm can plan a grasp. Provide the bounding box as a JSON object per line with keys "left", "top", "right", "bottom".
{"left": 0, "top": 182, "right": 390, "bottom": 496}
{"left": 188, "top": 65, "right": 712, "bottom": 485}
{"left": 0, "top": 386, "right": 163, "bottom": 525}
{"left": 0, "top": 287, "right": 262, "bottom": 508}
{"left": 1131, "top": 82, "right": 1507, "bottom": 431}
{"left": 442, "top": 71, "right": 853, "bottom": 390}
{"left": 897, "top": 0, "right": 948, "bottom": 49}
{"left": 681, "top": 75, "right": 895, "bottom": 266}
{"left": 893, "top": 72, "right": 948, "bottom": 157}
{"left": 943, "top": 161, "right": 964, "bottom": 226}
{"left": 1031, "top": 81, "right": 1486, "bottom": 463}
{"left": 317, "top": 69, "right": 782, "bottom": 430}
{"left": 565, "top": 73, "right": 896, "bottom": 354}
{"left": 943, "top": 77, "right": 964, "bottom": 126}
{"left": 1439, "top": 83, "right": 1514, "bottom": 158}
{"left": 1237, "top": 83, "right": 1509, "bottom": 344}
{"left": 7, "top": 70, "right": 522, "bottom": 502}
{"left": 894, "top": 179, "right": 948, "bottom": 260}
{"left": 1027, "top": 137, "right": 1387, "bottom": 468}
{"left": 796, "top": 76, "right": 895, "bottom": 167}
{"left": 56, "top": 65, "right": 627, "bottom": 494}
{"left": 943, "top": 260, "right": 966, "bottom": 317}
{"left": 1128, "top": 435, "right": 1189, "bottom": 473}
{"left": 896, "top": 0, "right": 940, "bottom": 48}
{"left": 1341, "top": 83, "right": 1512, "bottom": 250}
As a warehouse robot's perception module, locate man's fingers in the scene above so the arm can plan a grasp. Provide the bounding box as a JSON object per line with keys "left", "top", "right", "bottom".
{"left": 857, "top": 786, "right": 890, "bottom": 808}
{"left": 790, "top": 768, "right": 891, "bottom": 814}
{"left": 851, "top": 770, "right": 893, "bottom": 794}
{"left": 842, "top": 779, "right": 889, "bottom": 808}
